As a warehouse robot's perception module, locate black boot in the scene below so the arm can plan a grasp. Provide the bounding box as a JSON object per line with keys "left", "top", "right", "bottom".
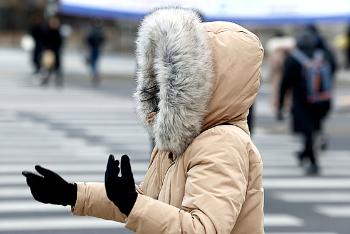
{"left": 305, "top": 164, "right": 320, "bottom": 176}
{"left": 295, "top": 151, "right": 306, "bottom": 167}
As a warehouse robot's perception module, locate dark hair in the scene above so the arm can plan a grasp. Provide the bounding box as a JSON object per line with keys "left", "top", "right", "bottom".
{"left": 140, "top": 85, "right": 160, "bottom": 113}
{"left": 296, "top": 29, "right": 317, "bottom": 52}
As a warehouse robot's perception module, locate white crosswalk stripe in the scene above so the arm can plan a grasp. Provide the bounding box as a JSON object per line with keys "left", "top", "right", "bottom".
{"left": 314, "top": 205, "right": 350, "bottom": 217}
{"left": 274, "top": 192, "right": 350, "bottom": 203}
{"left": 0, "top": 217, "right": 123, "bottom": 231}
{"left": 266, "top": 233, "right": 338, "bottom": 234}
{"left": 264, "top": 214, "right": 303, "bottom": 227}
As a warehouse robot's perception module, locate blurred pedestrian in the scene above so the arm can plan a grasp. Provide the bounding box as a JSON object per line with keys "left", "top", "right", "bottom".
{"left": 346, "top": 25, "right": 350, "bottom": 69}
{"left": 306, "top": 25, "right": 337, "bottom": 150}
{"left": 278, "top": 29, "right": 333, "bottom": 175}
{"left": 85, "top": 21, "right": 105, "bottom": 86}
{"left": 266, "top": 31, "right": 295, "bottom": 112}
{"left": 22, "top": 8, "right": 264, "bottom": 233}
{"left": 29, "top": 15, "right": 45, "bottom": 74}
{"left": 41, "top": 17, "right": 63, "bottom": 87}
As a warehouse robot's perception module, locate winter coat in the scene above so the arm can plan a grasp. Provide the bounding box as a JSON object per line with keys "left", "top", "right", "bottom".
{"left": 279, "top": 52, "right": 330, "bottom": 134}
{"left": 72, "top": 8, "right": 264, "bottom": 234}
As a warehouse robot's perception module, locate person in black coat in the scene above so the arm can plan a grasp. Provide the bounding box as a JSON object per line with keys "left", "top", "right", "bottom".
{"left": 85, "top": 23, "right": 105, "bottom": 86}
{"left": 278, "top": 29, "right": 331, "bottom": 175}
{"left": 41, "top": 17, "right": 63, "bottom": 87}
{"left": 347, "top": 25, "right": 350, "bottom": 69}
{"left": 29, "top": 15, "right": 45, "bottom": 74}
{"left": 305, "top": 25, "right": 337, "bottom": 150}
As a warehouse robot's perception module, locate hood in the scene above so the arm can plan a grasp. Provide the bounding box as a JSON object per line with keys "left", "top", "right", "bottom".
{"left": 135, "top": 8, "right": 263, "bottom": 156}
{"left": 296, "top": 29, "right": 318, "bottom": 55}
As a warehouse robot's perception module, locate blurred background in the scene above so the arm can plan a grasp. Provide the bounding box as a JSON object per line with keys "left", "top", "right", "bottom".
{"left": 0, "top": 0, "right": 350, "bottom": 233}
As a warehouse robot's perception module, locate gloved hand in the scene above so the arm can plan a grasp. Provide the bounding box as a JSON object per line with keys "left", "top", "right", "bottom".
{"left": 22, "top": 165, "right": 77, "bottom": 206}
{"left": 105, "top": 154, "right": 138, "bottom": 216}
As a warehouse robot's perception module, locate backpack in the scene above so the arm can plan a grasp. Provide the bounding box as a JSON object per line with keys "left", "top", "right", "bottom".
{"left": 292, "top": 49, "right": 332, "bottom": 105}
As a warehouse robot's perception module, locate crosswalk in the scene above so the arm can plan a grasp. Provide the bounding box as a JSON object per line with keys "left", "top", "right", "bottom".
{"left": 0, "top": 75, "right": 349, "bottom": 234}
{"left": 0, "top": 75, "right": 148, "bottom": 233}
{"left": 257, "top": 132, "right": 350, "bottom": 234}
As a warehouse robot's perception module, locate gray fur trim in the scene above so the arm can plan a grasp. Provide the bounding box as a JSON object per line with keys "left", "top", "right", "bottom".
{"left": 135, "top": 8, "right": 214, "bottom": 156}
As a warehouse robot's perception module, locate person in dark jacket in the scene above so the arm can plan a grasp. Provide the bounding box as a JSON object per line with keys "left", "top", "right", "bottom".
{"left": 29, "top": 15, "right": 45, "bottom": 74}
{"left": 346, "top": 25, "right": 350, "bottom": 69}
{"left": 85, "top": 23, "right": 105, "bottom": 86}
{"left": 278, "top": 29, "right": 331, "bottom": 175}
{"left": 41, "top": 17, "right": 63, "bottom": 87}
{"left": 306, "top": 25, "right": 337, "bottom": 150}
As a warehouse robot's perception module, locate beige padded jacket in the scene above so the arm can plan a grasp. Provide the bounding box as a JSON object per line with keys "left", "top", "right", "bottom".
{"left": 72, "top": 8, "right": 264, "bottom": 234}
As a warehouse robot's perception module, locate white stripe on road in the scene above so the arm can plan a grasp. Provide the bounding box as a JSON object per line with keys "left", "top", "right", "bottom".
{"left": 267, "top": 233, "right": 338, "bottom": 234}
{"left": 0, "top": 188, "right": 32, "bottom": 198}
{"left": 0, "top": 201, "right": 68, "bottom": 213}
{"left": 49, "top": 119, "right": 139, "bottom": 124}
{"left": 0, "top": 217, "right": 123, "bottom": 231}
{"left": 274, "top": 192, "right": 350, "bottom": 202}
{"left": 0, "top": 129, "right": 148, "bottom": 137}
{"left": 0, "top": 136, "right": 148, "bottom": 143}
{"left": 263, "top": 150, "right": 350, "bottom": 158}
{"left": 264, "top": 178, "right": 350, "bottom": 189}
{"left": 315, "top": 205, "right": 350, "bottom": 217}
{"left": 263, "top": 168, "right": 350, "bottom": 176}
{"left": 0, "top": 215, "right": 305, "bottom": 231}
{"left": 76, "top": 126, "right": 147, "bottom": 133}
{"left": 0, "top": 174, "right": 145, "bottom": 186}
{"left": 0, "top": 144, "right": 149, "bottom": 152}
{"left": 42, "top": 111, "right": 136, "bottom": 116}
{"left": 0, "top": 149, "right": 110, "bottom": 156}
{"left": 264, "top": 214, "right": 303, "bottom": 226}
{"left": 85, "top": 131, "right": 148, "bottom": 137}
{"left": 0, "top": 104, "right": 133, "bottom": 111}
{"left": 0, "top": 157, "right": 147, "bottom": 163}
{"left": 0, "top": 162, "right": 148, "bottom": 173}
{"left": 263, "top": 161, "right": 350, "bottom": 167}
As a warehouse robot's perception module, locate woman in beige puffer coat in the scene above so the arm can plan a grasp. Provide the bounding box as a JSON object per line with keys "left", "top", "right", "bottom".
{"left": 23, "top": 7, "right": 264, "bottom": 234}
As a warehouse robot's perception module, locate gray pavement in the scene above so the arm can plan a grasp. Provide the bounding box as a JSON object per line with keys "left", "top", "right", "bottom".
{"left": 0, "top": 47, "right": 350, "bottom": 233}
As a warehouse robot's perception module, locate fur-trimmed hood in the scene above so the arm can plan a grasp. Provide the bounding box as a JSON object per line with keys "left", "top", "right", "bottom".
{"left": 135, "top": 8, "right": 264, "bottom": 156}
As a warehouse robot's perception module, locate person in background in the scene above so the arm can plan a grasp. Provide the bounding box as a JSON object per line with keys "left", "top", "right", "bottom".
{"left": 41, "top": 16, "right": 63, "bottom": 87}
{"left": 306, "top": 25, "right": 337, "bottom": 150}
{"left": 266, "top": 31, "right": 295, "bottom": 112}
{"left": 346, "top": 25, "right": 350, "bottom": 69}
{"left": 22, "top": 8, "right": 264, "bottom": 233}
{"left": 85, "top": 21, "right": 105, "bottom": 86}
{"left": 278, "top": 29, "right": 332, "bottom": 175}
{"left": 29, "top": 15, "right": 45, "bottom": 74}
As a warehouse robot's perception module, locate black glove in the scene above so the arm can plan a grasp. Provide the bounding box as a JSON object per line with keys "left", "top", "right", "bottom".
{"left": 22, "top": 165, "right": 77, "bottom": 206}
{"left": 105, "top": 154, "right": 138, "bottom": 216}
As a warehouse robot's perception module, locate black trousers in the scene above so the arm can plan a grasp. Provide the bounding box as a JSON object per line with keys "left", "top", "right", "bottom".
{"left": 301, "top": 131, "right": 317, "bottom": 166}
